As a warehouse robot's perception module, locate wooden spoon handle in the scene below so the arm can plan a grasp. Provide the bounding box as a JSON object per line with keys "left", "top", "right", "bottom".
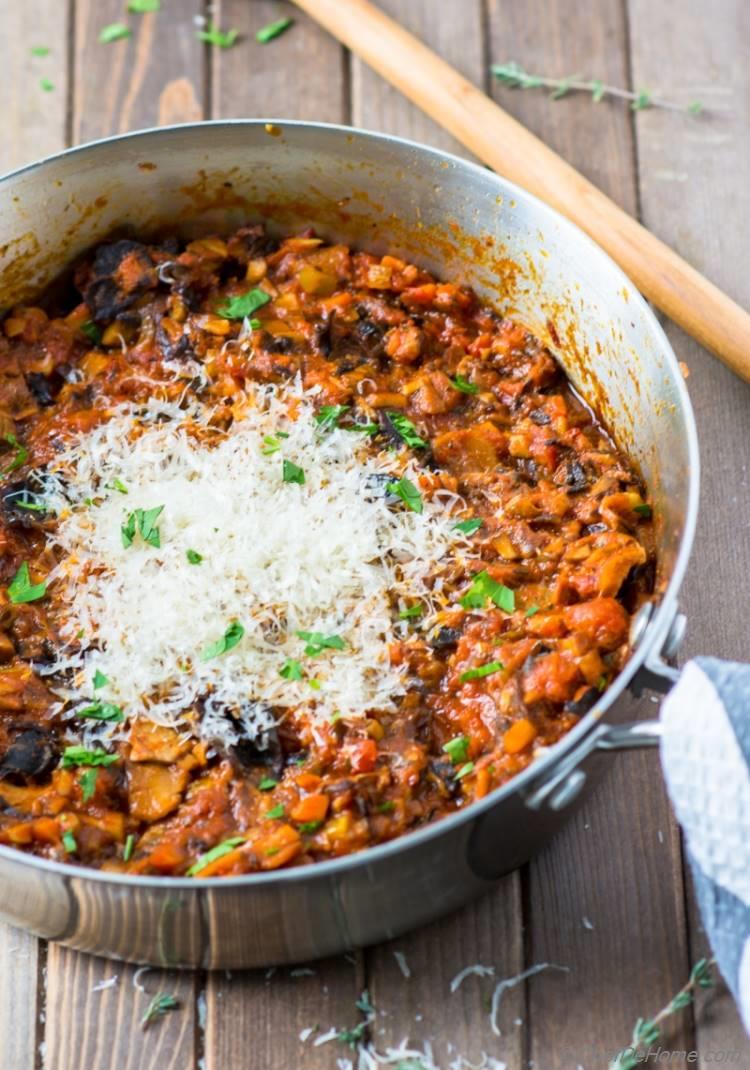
{"left": 293, "top": 0, "right": 750, "bottom": 382}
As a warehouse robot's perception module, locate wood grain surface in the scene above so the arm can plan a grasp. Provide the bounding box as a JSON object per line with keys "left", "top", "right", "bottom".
{"left": 1, "top": 2, "right": 748, "bottom": 1068}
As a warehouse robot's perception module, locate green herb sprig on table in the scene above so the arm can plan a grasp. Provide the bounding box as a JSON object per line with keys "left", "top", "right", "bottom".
{"left": 492, "top": 62, "right": 704, "bottom": 115}
{"left": 610, "top": 959, "right": 716, "bottom": 1069}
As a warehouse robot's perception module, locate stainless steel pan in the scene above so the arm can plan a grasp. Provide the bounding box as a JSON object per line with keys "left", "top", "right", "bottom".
{"left": 0, "top": 121, "right": 699, "bottom": 968}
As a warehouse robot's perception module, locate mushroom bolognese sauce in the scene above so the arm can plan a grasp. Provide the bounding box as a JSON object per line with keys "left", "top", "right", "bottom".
{"left": 0, "top": 226, "right": 653, "bottom": 876}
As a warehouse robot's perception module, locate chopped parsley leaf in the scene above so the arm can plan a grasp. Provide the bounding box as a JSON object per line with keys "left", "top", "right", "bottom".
{"left": 7, "top": 562, "right": 46, "bottom": 604}
{"left": 459, "top": 660, "right": 504, "bottom": 683}
{"left": 387, "top": 412, "right": 427, "bottom": 449}
{"left": 450, "top": 374, "right": 479, "bottom": 395}
{"left": 123, "top": 834, "right": 136, "bottom": 862}
{"left": 77, "top": 699, "right": 124, "bottom": 723}
{"left": 308, "top": 678, "right": 321, "bottom": 691}
{"left": 30, "top": 46, "right": 50, "bottom": 57}
{"left": 39, "top": 78, "right": 55, "bottom": 92}
{"left": 265, "top": 804, "right": 285, "bottom": 820}
{"left": 279, "top": 658, "right": 303, "bottom": 681}
{"left": 377, "top": 800, "right": 396, "bottom": 813}
{"left": 346, "top": 422, "right": 379, "bottom": 436}
{"left": 122, "top": 505, "right": 164, "bottom": 549}
{"left": 92, "top": 670, "right": 109, "bottom": 690}
{"left": 459, "top": 569, "right": 515, "bottom": 613}
{"left": 256, "top": 16, "right": 294, "bottom": 43}
{"left": 62, "top": 747, "right": 119, "bottom": 769}
{"left": 314, "top": 404, "right": 349, "bottom": 433}
{"left": 298, "top": 820, "right": 322, "bottom": 834}
{"left": 296, "top": 630, "right": 346, "bottom": 656}
{"left": 200, "top": 621, "right": 245, "bottom": 661}
{"left": 453, "top": 518, "right": 483, "bottom": 536}
{"left": 12, "top": 498, "right": 47, "bottom": 513}
{"left": 524, "top": 604, "right": 541, "bottom": 618}
{"left": 455, "top": 761, "right": 475, "bottom": 780}
{"left": 217, "top": 287, "right": 269, "bottom": 318}
{"left": 634, "top": 503, "right": 652, "bottom": 517}
{"left": 386, "top": 476, "right": 423, "bottom": 514}
{"left": 186, "top": 548, "right": 203, "bottom": 564}
{"left": 261, "top": 434, "right": 288, "bottom": 455}
{"left": 79, "top": 768, "right": 98, "bottom": 803}
{"left": 398, "top": 604, "right": 423, "bottom": 620}
{"left": 258, "top": 777, "right": 277, "bottom": 791}
{"left": 2, "top": 432, "right": 29, "bottom": 475}
{"left": 442, "top": 736, "right": 469, "bottom": 764}
{"left": 282, "top": 459, "right": 305, "bottom": 484}
{"left": 99, "top": 23, "right": 132, "bottom": 44}
{"left": 62, "top": 829, "right": 77, "bottom": 853}
{"left": 186, "top": 836, "right": 245, "bottom": 876}
{"left": 80, "top": 320, "right": 103, "bottom": 344}
{"left": 127, "top": 0, "right": 160, "bottom": 11}
{"left": 108, "top": 478, "right": 128, "bottom": 494}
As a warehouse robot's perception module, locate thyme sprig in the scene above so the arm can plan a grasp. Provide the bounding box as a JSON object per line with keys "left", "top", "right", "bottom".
{"left": 492, "top": 62, "right": 703, "bottom": 115}
{"left": 609, "top": 958, "right": 716, "bottom": 1069}
{"left": 141, "top": 991, "right": 179, "bottom": 1029}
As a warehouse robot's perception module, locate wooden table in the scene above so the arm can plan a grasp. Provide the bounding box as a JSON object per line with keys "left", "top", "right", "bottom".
{"left": 1, "top": 2, "right": 749, "bottom": 1067}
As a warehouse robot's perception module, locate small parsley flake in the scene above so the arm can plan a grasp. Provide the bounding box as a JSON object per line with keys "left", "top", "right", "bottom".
{"left": 217, "top": 289, "right": 269, "bottom": 319}
{"left": 256, "top": 17, "right": 294, "bottom": 43}
{"left": 454, "top": 518, "right": 483, "bottom": 536}
{"left": 386, "top": 476, "right": 423, "bottom": 514}
{"left": 282, "top": 459, "right": 305, "bottom": 485}
{"left": 99, "top": 23, "right": 132, "bottom": 44}
{"left": 200, "top": 621, "right": 245, "bottom": 661}
{"left": 459, "top": 660, "right": 504, "bottom": 683}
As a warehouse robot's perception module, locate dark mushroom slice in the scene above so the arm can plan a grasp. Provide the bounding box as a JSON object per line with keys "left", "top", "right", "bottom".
{"left": 0, "top": 726, "right": 60, "bottom": 784}
{"left": 82, "top": 239, "right": 158, "bottom": 324}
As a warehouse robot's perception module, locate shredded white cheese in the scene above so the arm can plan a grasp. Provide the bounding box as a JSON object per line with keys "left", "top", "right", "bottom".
{"left": 45, "top": 384, "right": 468, "bottom": 742}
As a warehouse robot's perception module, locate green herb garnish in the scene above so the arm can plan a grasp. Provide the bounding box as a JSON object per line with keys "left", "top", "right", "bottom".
{"left": 454, "top": 518, "right": 483, "bottom": 536}
{"left": 121, "top": 505, "right": 164, "bottom": 549}
{"left": 442, "top": 736, "right": 469, "bottom": 764}
{"left": 200, "top": 620, "right": 245, "bottom": 661}
{"left": 398, "top": 605, "right": 423, "bottom": 620}
{"left": 450, "top": 375, "right": 479, "bottom": 395}
{"left": 459, "top": 570, "right": 515, "bottom": 613}
{"left": 123, "top": 834, "right": 136, "bottom": 862}
{"left": 347, "top": 422, "right": 380, "bottom": 436}
{"left": 299, "top": 820, "right": 322, "bottom": 834}
{"left": 296, "top": 631, "right": 346, "bottom": 656}
{"left": 197, "top": 23, "right": 238, "bottom": 48}
{"left": 2, "top": 433, "right": 29, "bottom": 475}
{"left": 387, "top": 476, "right": 423, "bottom": 514}
{"left": 186, "top": 836, "right": 245, "bottom": 876}
{"left": 387, "top": 412, "right": 427, "bottom": 449}
{"left": 279, "top": 658, "right": 303, "bottom": 681}
{"left": 30, "top": 46, "right": 50, "bottom": 57}
{"left": 256, "top": 17, "right": 294, "bottom": 43}
{"left": 7, "top": 561, "right": 46, "bottom": 604}
{"left": 525, "top": 604, "right": 540, "bottom": 618}
{"left": 141, "top": 992, "right": 180, "bottom": 1029}
{"left": 282, "top": 459, "right": 305, "bottom": 485}
{"left": 80, "top": 320, "right": 103, "bottom": 344}
{"left": 377, "top": 801, "right": 396, "bottom": 813}
{"left": 79, "top": 768, "right": 98, "bottom": 803}
{"left": 39, "top": 78, "right": 55, "bottom": 92}
{"left": 93, "top": 670, "right": 109, "bottom": 689}
{"left": 265, "top": 804, "right": 285, "bottom": 820}
{"left": 186, "top": 549, "right": 203, "bottom": 564}
{"left": 314, "top": 404, "right": 349, "bottom": 433}
{"left": 62, "top": 829, "right": 77, "bottom": 853}
{"left": 217, "top": 288, "right": 269, "bottom": 318}
{"left": 455, "top": 761, "right": 475, "bottom": 780}
{"left": 77, "top": 699, "right": 124, "bottom": 723}
{"left": 459, "top": 660, "right": 504, "bottom": 683}
{"left": 633, "top": 503, "right": 652, "bottom": 517}
{"left": 108, "top": 478, "right": 128, "bottom": 494}
{"left": 258, "top": 777, "right": 277, "bottom": 791}
{"left": 61, "top": 747, "right": 119, "bottom": 769}
{"left": 128, "top": 0, "right": 160, "bottom": 11}
{"left": 12, "top": 499, "right": 47, "bottom": 513}
{"left": 261, "top": 433, "right": 289, "bottom": 456}
{"left": 99, "top": 23, "right": 132, "bottom": 44}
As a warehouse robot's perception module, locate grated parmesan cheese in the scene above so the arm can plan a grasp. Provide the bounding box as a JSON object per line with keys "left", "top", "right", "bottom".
{"left": 44, "top": 383, "right": 469, "bottom": 743}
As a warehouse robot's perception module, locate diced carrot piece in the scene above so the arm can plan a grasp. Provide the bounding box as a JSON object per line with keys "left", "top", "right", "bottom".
{"left": 290, "top": 793, "right": 329, "bottom": 824}
{"left": 503, "top": 718, "right": 538, "bottom": 755}
{"left": 295, "top": 772, "right": 322, "bottom": 791}
{"left": 349, "top": 739, "right": 378, "bottom": 774}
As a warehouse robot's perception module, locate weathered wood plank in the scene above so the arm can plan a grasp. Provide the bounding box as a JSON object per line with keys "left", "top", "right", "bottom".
{"left": 0, "top": 3, "right": 70, "bottom": 1066}
{"left": 350, "top": 0, "right": 485, "bottom": 156}
{"left": 73, "top": 0, "right": 205, "bottom": 144}
{"left": 0, "top": 0, "right": 70, "bottom": 173}
{"left": 44, "top": 948, "right": 197, "bottom": 1070}
{"left": 486, "top": 1, "right": 694, "bottom": 1066}
{"left": 202, "top": 956, "right": 364, "bottom": 1070}
{"left": 367, "top": 879, "right": 525, "bottom": 1069}
{"left": 629, "top": 0, "right": 750, "bottom": 1060}
{"left": 212, "top": 0, "right": 346, "bottom": 122}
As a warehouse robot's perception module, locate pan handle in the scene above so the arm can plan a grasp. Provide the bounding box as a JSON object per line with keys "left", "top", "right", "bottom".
{"left": 522, "top": 718, "right": 663, "bottom": 812}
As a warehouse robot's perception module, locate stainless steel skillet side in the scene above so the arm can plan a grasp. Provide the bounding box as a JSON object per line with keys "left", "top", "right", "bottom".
{"left": 0, "top": 121, "right": 699, "bottom": 967}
